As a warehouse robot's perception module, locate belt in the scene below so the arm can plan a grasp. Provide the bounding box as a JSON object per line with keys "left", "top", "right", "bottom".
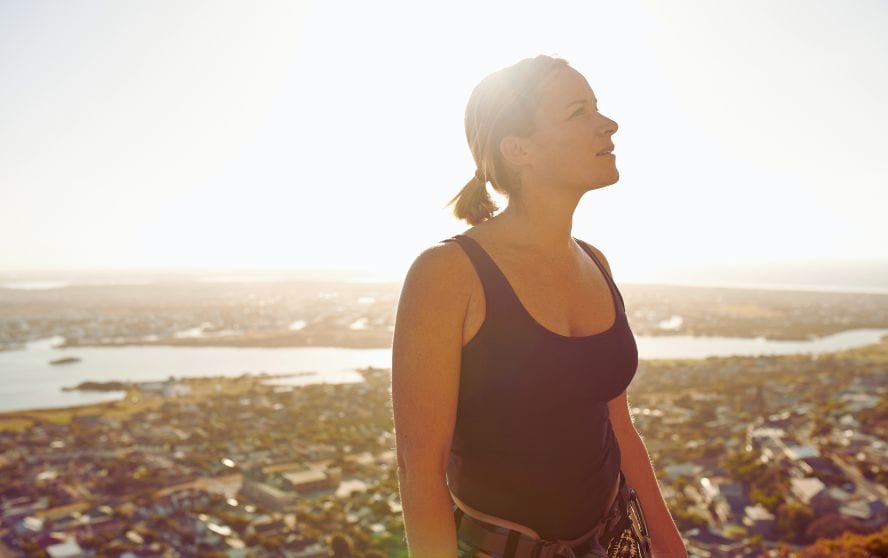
{"left": 453, "top": 471, "right": 650, "bottom": 558}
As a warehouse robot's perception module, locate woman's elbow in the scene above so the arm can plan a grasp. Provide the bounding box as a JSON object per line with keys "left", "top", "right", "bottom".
{"left": 396, "top": 449, "right": 449, "bottom": 486}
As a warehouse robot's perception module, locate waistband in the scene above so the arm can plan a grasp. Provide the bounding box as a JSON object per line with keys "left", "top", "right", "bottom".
{"left": 453, "top": 471, "right": 632, "bottom": 558}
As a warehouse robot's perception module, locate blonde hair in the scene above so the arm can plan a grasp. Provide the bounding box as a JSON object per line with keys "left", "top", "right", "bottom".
{"left": 446, "top": 54, "right": 571, "bottom": 225}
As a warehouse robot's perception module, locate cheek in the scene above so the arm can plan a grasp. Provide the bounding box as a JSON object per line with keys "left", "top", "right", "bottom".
{"left": 560, "top": 129, "right": 598, "bottom": 158}
{"left": 561, "top": 121, "right": 598, "bottom": 145}
{"left": 548, "top": 128, "right": 587, "bottom": 153}
{"left": 537, "top": 125, "right": 597, "bottom": 167}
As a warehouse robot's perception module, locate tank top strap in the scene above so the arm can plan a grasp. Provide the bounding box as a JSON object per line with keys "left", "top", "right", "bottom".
{"left": 441, "top": 234, "right": 517, "bottom": 317}
{"left": 574, "top": 238, "right": 626, "bottom": 315}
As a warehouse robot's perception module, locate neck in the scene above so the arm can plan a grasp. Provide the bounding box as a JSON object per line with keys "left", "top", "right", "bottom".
{"left": 494, "top": 186, "right": 582, "bottom": 257}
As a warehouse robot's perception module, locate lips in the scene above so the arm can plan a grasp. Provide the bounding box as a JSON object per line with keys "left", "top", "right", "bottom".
{"left": 596, "top": 145, "right": 615, "bottom": 156}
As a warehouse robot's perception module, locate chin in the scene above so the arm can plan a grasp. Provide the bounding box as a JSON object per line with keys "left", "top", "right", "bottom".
{"left": 588, "top": 171, "right": 619, "bottom": 190}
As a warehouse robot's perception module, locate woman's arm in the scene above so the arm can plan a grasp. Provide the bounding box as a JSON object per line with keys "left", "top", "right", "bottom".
{"left": 590, "top": 245, "right": 687, "bottom": 557}
{"left": 391, "top": 243, "right": 470, "bottom": 557}
{"left": 609, "top": 390, "right": 688, "bottom": 558}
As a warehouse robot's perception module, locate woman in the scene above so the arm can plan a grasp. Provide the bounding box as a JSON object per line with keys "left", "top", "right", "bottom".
{"left": 391, "top": 55, "right": 687, "bottom": 557}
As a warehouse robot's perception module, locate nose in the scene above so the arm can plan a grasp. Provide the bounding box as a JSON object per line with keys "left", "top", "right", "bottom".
{"left": 595, "top": 110, "right": 617, "bottom": 137}
{"left": 602, "top": 114, "right": 618, "bottom": 136}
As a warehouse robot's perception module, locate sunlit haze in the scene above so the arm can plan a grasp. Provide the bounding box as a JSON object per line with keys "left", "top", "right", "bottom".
{"left": 1, "top": 0, "right": 886, "bottom": 286}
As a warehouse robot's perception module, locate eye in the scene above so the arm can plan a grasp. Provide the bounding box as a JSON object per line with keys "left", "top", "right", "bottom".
{"left": 571, "top": 107, "right": 584, "bottom": 117}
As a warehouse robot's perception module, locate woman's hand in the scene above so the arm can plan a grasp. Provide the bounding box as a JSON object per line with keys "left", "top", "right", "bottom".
{"left": 609, "top": 391, "right": 688, "bottom": 558}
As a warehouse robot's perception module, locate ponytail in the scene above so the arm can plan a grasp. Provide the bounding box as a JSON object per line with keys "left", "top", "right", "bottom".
{"left": 446, "top": 169, "right": 499, "bottom": 225}
{"left": 447, "top": 54, "right": 569, "bottom": 225}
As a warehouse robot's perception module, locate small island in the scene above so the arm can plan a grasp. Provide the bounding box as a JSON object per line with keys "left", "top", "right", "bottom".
{"left": 49, "top": 356, "right": 81, "bottom": 365}
{"left": 62, "top": 380, "right": 128, "bottom": 392}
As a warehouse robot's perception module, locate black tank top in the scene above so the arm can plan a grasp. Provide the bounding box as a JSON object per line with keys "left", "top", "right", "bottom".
{"left": 442, "top": 233, "right": 639, "bottom": 540}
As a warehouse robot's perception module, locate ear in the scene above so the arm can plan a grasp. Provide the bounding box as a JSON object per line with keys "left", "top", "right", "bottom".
{"left": 498, "top": 134, "right": 534, "bottom": 169}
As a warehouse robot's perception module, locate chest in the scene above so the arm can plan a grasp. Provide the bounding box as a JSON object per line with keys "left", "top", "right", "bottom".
{"left": 462, "top": 257, "right": 618, "bottom": 346}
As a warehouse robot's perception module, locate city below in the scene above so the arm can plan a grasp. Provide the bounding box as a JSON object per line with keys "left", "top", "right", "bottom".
{"left": 1, "top": 279, "right": 887, "bottom": 557}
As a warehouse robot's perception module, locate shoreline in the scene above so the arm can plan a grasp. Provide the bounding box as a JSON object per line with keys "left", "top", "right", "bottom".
{"left": 0, "top": 370, "right": 343, "bottom": 423}
{"left": 2, "top": 336, "right": 886, "bottom": 419}
{"left": 5, "top": 321, "right": 888, "bottom": 353}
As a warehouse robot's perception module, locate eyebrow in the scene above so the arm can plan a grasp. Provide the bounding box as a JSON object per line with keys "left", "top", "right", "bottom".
{"left": 566, "top": 98, "right": 598, "bottom": 110}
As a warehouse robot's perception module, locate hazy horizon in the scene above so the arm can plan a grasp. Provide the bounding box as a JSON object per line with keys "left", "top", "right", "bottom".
{"left": 2, "top": 0, "right": 886, "bottom": 280}
{"left": 3, "top": 257, "right": 888, "bottom": 296}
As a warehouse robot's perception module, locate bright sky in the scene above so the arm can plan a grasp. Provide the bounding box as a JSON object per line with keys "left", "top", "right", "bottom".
{"left": 1, "top": 0, "right": 886, "bottom": 282}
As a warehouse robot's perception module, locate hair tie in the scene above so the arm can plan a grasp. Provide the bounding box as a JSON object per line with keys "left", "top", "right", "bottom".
{"left": 474, "top": 168, "right": 486, "bottom": 183}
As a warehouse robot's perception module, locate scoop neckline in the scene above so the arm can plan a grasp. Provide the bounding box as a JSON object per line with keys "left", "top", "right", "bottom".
{"left": 454, "top": 234, "right": 622, "bottom": 343}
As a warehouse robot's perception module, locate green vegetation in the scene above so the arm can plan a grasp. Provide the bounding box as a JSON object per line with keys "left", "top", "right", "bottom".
{"left": 799, "top": 523, "right": 888, "bottom": 557}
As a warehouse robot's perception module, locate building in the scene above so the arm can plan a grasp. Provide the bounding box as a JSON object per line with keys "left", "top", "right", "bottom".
{"left": 664, "top": 462, "right": 703, "bottom": 481}
{"left": 784, "top": 445, "right": 819, "bottom": 461}
{"left": 742, "top": 504, "right": 775, "bottom": 536}
{"left": 45, "top": 539, "right": 87, "bottom": 558}
{"left": 239, "top": 479, "right": 297, "bottom": 513}
{"left": 284, "top": 467, "right": 341, "bottom": 494}
{"left": 790, "top": 477, "right": 849, "bottom": 515}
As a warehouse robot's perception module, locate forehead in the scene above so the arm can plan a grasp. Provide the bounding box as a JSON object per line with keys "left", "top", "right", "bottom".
{"left": 534, "top": 67, "right": 596, "bottom": 119}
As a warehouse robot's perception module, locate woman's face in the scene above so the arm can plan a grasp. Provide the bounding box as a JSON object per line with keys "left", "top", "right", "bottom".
{"left": 525, "top": 66, "right": 619, "bottom": 190}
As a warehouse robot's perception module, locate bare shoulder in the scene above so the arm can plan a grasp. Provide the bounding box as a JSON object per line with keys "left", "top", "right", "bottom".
{"left": 406, "top": 239, "right": 471, "bottom": 278}
{"left": 402, "top": 239, "right": 477, "bottom": 294}
{"left": 396, "top": 239, "right": 479, "bottom": 325}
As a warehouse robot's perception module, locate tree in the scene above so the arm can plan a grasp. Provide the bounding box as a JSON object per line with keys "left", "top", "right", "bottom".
{"left": 746, "top": 533, "right": 764, "bottom": 551}
{"left": 750, "top": 486, "right": 782, "bottom": 512}
{"left": 804, "top": 514, "right": 859, "bottom": 543}
{"left": 671, "top": 507, "right": 708, "bottom": 531}
{"left": 722, "top": 449, "right": 765, "bottom": 484}
{"left": 799, "top": 523, "right": 888, "bottom": 557}
{"left": 775, "top": 502, "right": 816, "bottom": 544}
{"left": 330, "top": 532, "right": 354, "bottom": 558}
